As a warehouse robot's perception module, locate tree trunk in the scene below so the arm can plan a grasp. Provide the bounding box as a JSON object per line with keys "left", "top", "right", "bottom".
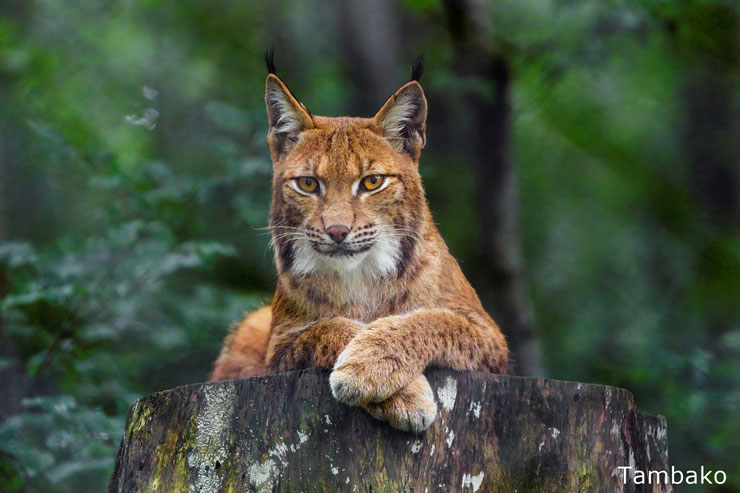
{"left": 443, "top": 0, "right": 542, "bottom": 376}
{"left": 109, "top": 368, "right": 670, "bottom": 492}
{"left": 676, "top": 4, "right": 739, "bottom": 227}
{"left": 337, "top": 0, "right": 402, "bottom": 116}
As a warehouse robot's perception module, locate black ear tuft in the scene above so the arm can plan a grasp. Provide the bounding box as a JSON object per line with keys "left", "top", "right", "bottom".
{"left": 410, "top": 54, "right": 424, "bottom": 82}
{"left": 265, "top": 47, "right": 276, "bottom": 75}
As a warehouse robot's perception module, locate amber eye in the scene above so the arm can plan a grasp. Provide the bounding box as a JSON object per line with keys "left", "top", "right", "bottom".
{"left": 296, "top": 177, "right": 319, "bottom": 193}
{"left": 360, "top": 175, "right": 385, "bottom": 192}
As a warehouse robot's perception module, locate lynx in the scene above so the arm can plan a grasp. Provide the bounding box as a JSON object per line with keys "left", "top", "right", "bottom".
{"left": 211, "top": 55, "right": 508, "bottom": 432}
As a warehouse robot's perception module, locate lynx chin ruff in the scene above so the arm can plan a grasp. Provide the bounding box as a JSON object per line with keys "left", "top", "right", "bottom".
{"left": 210, "top": 54, "right": 508, "bottom": 433}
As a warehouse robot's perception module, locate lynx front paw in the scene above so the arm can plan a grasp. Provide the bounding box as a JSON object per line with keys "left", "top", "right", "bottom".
{"left": 330, "top": 330, "right": 420, "bottom": 406}
{"left": 363, "top": 375, "right": 437, "bottom": 433}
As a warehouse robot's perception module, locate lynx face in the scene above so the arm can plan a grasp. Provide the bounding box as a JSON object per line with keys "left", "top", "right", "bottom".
{"left": 266, "top": 73, "right": 427, "bottom": 280}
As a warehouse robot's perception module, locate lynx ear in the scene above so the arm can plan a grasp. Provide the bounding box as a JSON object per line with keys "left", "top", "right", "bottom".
{"left": 372, "top": 81, "right": 427, "bottom": 159}
{"left": 265, "top": 74, "right": 314, "bottom": 159}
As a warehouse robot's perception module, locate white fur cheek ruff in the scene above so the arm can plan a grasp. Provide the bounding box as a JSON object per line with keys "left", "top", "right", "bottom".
{"left": 363, "top": 226, "right": 402, "bottom": 279}
{"left": 289, "top": 226, "right": 402, "bottom": 300}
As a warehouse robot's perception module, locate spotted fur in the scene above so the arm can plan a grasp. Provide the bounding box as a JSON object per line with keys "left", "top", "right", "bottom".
{"left": 210, "top": 62, "right": 508, "bottom": 432}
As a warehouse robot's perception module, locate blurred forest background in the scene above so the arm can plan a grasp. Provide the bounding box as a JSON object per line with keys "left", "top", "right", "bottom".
{"left": 0, "top": 0, "right": 738, "bottom": 491}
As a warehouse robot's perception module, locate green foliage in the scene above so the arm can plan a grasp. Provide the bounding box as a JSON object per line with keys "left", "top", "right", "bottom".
{"left": 0, "top": 171, "right": 267, "bottom": 490}
{"left": 0, "top": 396, "right": 121, "bottom": 493}
{"left": 1, "top": 0, "right": 738, "bottom": 491}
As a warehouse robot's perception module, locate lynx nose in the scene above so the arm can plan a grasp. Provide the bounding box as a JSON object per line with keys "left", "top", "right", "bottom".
{"left": 325, "top": 225, "right": 350, "bottom": 244}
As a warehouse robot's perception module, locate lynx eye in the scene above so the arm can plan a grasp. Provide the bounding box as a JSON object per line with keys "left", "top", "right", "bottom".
{"left": 296, "top": 177, "right": 319, "bottom": 193}
{"left": 360, "top": 175, "right": 385, "bottom": 192}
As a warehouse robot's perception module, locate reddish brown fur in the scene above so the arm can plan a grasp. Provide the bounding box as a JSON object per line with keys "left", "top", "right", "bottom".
{"left": 210, "top": 71, "right": 508, "bottom": 432}
{"left": 210, "top": 306, "right": 271, "bottom": 381}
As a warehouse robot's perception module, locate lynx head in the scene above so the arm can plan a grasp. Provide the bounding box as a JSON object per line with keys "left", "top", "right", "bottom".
{"left": 265, "top": 54, "right": 428, "bottom": 280}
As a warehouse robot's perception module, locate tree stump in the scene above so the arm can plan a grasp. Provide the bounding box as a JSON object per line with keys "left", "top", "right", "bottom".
{"left": 109, "top": 368, "right": 670, "bottom": 492}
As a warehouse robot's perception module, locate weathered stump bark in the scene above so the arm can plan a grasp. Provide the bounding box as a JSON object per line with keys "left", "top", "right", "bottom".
{"left": 109, "top": 368, "right": 670, "bottom": 492}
